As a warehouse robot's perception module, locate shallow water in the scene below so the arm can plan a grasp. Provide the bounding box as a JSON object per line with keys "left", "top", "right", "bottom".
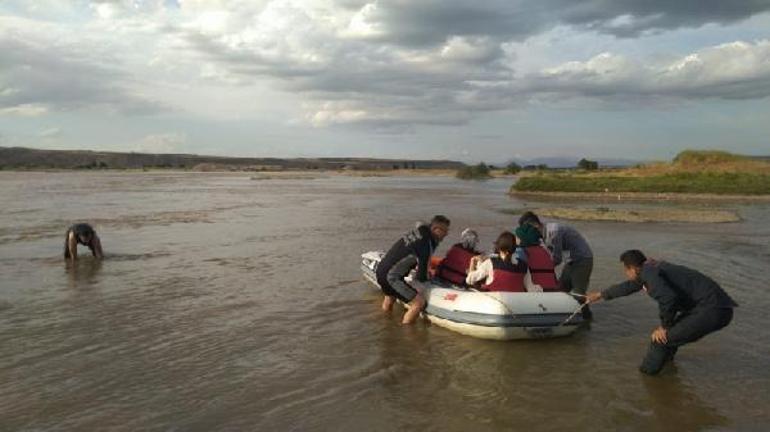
{"left": 0, "top": 171, "right": 768, "bottom": 431}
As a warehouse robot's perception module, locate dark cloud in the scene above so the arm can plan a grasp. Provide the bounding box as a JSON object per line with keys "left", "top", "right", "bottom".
{"left": 357, "top": 0, "right": 770, "bottom": 46}
{"left": 0, "top": 31, "right": 166, "bottom": 115}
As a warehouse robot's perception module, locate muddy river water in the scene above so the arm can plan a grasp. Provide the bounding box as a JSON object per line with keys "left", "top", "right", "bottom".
{"left": 1, "top": 172, "right": 768, "bottom": 431}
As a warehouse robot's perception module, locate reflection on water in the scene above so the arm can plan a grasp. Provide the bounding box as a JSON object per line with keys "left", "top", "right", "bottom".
{"left": 641, "top": 374, "right": 728, "bottom": 430}
{"left": 0, "top": 172, "right": 768, "bottom": 431}
{"left": 65, "top": 258, "right": 103, "bottom": 289}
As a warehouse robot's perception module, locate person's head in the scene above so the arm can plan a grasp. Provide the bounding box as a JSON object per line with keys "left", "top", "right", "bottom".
{"left": 620, "top": 249, "right": 647, "bottom": 281}
{"left": 494, "top": 231, "right": 516, "bottom": 259}
{"left": 518, "top": 211, "right": 542, "bottom": 229}
{"left": 514, "top": 224, "right": 541, "bottom": 247}
{"left": 430, "top": 215, "right": 451, "bottom": 242}
{"left": 78, "top": 231, "right": 93, "bottom": 244}
{"left": 460, "top": 228, "right": 479, "bottom": 250}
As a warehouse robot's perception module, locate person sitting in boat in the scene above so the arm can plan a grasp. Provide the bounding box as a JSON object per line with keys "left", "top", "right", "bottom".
{"left": 436, "top": 228, "right": 480, "bottom": 286}
{"left": 376, "top": 215, "right": 450, "bottom": 324}
{"left": 515, "top": 224, "right": 559, "bottom": 292}
{"left": 465, "top": 231, "right": 529, "bottom": 292}
{"left": 64, "top": 223, "right": 104, "bottom": 261}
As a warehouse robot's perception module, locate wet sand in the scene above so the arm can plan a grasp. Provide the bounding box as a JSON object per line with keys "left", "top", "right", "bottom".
{"left": 1, "top": 172, "right": 768, "bottom": 431}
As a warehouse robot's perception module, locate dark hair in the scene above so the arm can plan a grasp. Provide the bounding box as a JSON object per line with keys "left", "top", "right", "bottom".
{"left": 620, "top": 249, "right": 647, "bottom": 267}
{"left": 518, "top": 211, "right": 541, "bottom": 227}
{"left": 431, "top": 215, "right": 451, "bottom": 226}
{"left": 494, "top": 231, "right": 516, "bottom": 258}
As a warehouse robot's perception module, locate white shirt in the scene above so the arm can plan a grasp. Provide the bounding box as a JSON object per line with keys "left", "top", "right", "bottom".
{"left": 465, "top": 255, "right": 542, "bottom": 292}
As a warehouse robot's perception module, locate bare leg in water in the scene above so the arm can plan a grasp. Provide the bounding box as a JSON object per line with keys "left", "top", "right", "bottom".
{"left": 402, "top": 294, "right": 426, "bottom": 324}
{"left": 381, "top": 295, "right": 395, "bottom": 311}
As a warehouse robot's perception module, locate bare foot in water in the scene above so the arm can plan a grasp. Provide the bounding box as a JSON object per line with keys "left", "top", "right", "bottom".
{"left": 381, "top": 296, "right": 395, "bottom": 312}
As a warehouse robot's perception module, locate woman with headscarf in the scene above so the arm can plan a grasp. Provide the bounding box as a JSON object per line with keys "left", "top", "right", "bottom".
{"left": 435, "top": 228, "right": 481, "bottom": 286}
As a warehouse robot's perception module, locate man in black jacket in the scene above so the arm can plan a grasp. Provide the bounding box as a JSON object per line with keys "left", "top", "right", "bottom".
{"left": 586, "top": 249, "right": 737, "bottom": 375}
{"left": 376, "top": 215, "right": 450, "bottom": 324}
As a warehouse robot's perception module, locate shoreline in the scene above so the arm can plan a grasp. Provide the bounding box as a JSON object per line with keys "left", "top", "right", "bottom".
{"left": 500, "top": 206, "right": 742, "bottom": 224}
{"left": 510, "top": 190, "right": 770, "bottom": 203}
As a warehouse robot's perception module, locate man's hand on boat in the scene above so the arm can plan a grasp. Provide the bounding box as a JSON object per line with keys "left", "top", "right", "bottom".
{"left": 586, "top": 291, "right": 603, "bottom": 304}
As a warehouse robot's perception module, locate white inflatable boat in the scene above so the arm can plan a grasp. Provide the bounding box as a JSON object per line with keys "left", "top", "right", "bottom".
{"left": 362, "top": 251, "right": 584, "bottom": 340}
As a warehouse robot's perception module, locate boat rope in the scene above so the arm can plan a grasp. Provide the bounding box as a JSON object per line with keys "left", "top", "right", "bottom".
{"left": 558, "top": 301, "right": 587, "bottom": 327}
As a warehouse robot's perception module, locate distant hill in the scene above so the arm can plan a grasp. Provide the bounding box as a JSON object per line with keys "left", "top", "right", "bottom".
{"left": 503, "top": 157, "right": 642, "bottom": 169}
{"left": 0, "top": 147, "right": 466, "bottom": 171}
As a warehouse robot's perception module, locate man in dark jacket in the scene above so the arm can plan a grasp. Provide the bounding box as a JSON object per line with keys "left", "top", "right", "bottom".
{"left": 376, "top": 215, "right": 450, "bottom": 324}
{"left": 586, "top": 249, "right": 737, "bottom": 375}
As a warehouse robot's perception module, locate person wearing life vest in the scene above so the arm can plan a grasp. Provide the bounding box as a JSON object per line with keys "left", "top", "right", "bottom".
{"left": 376, "top": 215, "right": 450, "bottom": 324}
{"left": 436, "top": 228, "right": 480, "bottom": 286}
{"left": 465, "top": 231, "right": 528, "bottom": 292}
{"left": 514, "top": 224, "right": 559, "bottom": 292}
{"left": 64, "top": 223, "right": 104, "bottom": 261}
{"left": 586, "top": 250, "right": 737, "bottom": 375}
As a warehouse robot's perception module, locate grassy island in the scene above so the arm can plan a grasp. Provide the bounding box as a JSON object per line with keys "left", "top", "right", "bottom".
{"left": 511, "top": 151, "right": 770, "bottom": 196}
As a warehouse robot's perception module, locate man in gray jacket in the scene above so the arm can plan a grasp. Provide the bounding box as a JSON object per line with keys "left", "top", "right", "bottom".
{"left": 587, "top": 250, "right": 737, "bottom": 375}
{"left": 519, "top": 211, "right": 594, "bottom": 318}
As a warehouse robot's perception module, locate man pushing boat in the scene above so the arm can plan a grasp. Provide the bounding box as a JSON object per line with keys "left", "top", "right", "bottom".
{"left": 586, "top": 249, "right": 737, "bottom": 375}
{"left": 376, "top": 215, "right": 450, "bottom": 324}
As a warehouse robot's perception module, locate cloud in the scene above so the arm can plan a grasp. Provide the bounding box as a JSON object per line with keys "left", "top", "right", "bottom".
{"left": 521, "top": 40, "right": 770, "bottom": 101}
{"left": 133, "top": 132, "right": 187, "bottom": 153}
{"left": 339, "top": 0, "right": 770, "bottom": 47}
{"left": 0, "top": 16, "right": 167, "bottom": 116}
{"left": 38, "top": 127, "right": 62, "bottom": 138}
{"left": 2, "top": 1, "right": 770, "bottom": 132}
{"left": 0, "top": 103, "right": 49, "bottom": 117}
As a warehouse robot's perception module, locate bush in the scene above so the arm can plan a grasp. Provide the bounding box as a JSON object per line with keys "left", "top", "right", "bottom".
{"left": 504, "top": 162, "right": 522, "bottom": 174}
{"left": 456, "top": 163, "right": 492, "bottom": 180}
{"left": 577, "top": 158, "right": 598, "bottom": 170}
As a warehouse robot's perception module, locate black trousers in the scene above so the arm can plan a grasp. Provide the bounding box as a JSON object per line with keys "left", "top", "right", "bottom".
{"left": 639, "top": 307, "right": 734, "bottom": 375}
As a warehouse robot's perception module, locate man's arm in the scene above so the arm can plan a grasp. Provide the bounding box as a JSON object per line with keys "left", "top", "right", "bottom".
{"left": 601, "top": 280, "right": 644, "bottom": 300}
{"left": 66, "top": 232, "right": 78, "bottom": 261}
{"left": 90, "top": 235, "right": 104, "bottom": 259}
{"left": 547, "top": 226, "right": 564, "bottom": 266}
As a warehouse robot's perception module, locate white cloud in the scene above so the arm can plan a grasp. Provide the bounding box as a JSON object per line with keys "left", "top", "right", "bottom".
{"left": 133, "top": 133, "right": 187, "bottom": 153}
{"left": 38, "top": 127, "right": 62, "bottom": 138}
{"left": 0, "top": 103, "right": 50, "bottom": 117}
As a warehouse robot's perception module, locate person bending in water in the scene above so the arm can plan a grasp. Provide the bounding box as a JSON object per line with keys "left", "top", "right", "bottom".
{"left": 376, "top": 215, "right": 450, "bottom": 324}
{"left": 519, "top": 211, "right": 594, "bottom": 318}
{"left": 64, "top": 223, "right": 103, "bottom": 261}
{"left": 586, "top": 250, "right": 737, "bottom": 375}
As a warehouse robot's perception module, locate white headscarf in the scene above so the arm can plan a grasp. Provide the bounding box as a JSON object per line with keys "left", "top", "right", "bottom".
{"left": 460, "top": 228, "right": 479, "bottom": 250}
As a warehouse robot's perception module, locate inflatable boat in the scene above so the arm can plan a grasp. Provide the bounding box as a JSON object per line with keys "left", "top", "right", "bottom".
{"left": 361, "top": 251, "right": 584, "bottom": 340}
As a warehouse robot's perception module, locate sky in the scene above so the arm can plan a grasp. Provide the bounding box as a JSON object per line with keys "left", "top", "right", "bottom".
{"left": 1, "top": 0, "right": 769, "bottom": 163}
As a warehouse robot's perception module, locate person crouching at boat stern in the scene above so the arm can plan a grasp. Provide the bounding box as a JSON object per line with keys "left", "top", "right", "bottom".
{"left": 519, "top": 211, "right": 594, "bottom": 318}
{"left": 64, "top": 223, "right": 104, "bottom": 261}
{"left": 465, "top": 231, "right": 529, "bottom": 292}
{"left": 586, "top": 250, "right": 737, "bottom": 375}
{"left": 376, "top": 215, "right": 450, "bottom": 324}
{"left": 435, "top": 228, "right": 480, "bottom": 286}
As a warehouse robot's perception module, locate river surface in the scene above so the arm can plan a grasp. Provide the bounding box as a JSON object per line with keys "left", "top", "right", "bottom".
{"left": 1, "top": 172, "right": 768, "bottom": 431}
